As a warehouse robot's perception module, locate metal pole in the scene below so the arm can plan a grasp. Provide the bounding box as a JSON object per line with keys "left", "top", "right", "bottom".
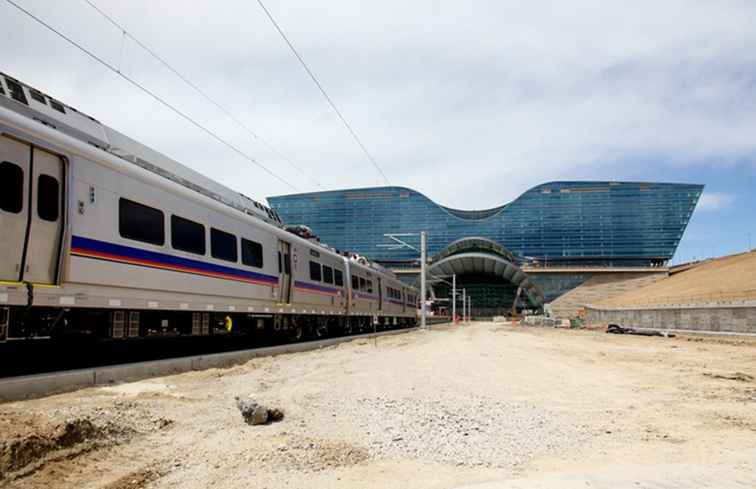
{"left": 452, "top": 274, "right": 456, "bottom": 323}
{"left": 420, "top": 231, "right": 427, "bottom": 329}
{"left": 462, "top": 288, "right": 466, "bottom": 324}
{"left": 468, "top": 297, "right": 472, "bottom": 322}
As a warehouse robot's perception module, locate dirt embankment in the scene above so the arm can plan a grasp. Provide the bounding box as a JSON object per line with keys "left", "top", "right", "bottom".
{"left": 599, "top": 250, "right": 756, "bottom": 307}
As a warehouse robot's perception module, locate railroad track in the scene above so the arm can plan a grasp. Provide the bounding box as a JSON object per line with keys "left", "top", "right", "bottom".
{"left": 0, "top": 326, "right": 425, "bottom": 402}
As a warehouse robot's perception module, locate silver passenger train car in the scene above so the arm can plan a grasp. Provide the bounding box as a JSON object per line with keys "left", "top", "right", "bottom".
{"left": 0, "top": 72, "right": 418, "bottom": 343}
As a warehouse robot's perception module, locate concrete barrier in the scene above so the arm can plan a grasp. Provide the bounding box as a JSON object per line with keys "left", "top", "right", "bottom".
{"left": 0, "top": 327, "right": 421, "bottom": 402}
{"left": 94, "top": 358, "right": 195, "bottom": 386}
{"left": 586, "top": 304, "right": 756, "bottom": 334}
{"left": 0, "top": 369, "right": 95, "bottom": 401}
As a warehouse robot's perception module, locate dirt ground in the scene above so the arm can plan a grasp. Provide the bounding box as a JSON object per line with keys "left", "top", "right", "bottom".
{"left": 599, "top": 249, "right": 756, "bottom": 307}
{"left": 2, "top": 323, "right": 756, "bottom": 488}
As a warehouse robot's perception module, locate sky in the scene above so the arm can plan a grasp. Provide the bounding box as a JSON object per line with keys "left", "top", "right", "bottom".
{"left": 2, "top": 0, "right": 755, "bottom": 264}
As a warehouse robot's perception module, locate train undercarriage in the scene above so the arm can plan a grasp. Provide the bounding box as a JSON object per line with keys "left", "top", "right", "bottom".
{"left": 0, "top": 305, "right": 415, "bottom": 344}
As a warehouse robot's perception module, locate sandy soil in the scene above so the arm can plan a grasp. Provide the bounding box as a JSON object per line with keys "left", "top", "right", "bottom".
{"left": 599, "top": 249, "right": 756, "bottom": 307}
{"left": 1, "top": 323, "right": 756, "bottom": 488}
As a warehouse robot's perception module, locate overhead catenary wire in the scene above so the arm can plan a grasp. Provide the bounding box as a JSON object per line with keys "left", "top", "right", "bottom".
{"left": 83, "top": 0, "right": 321, "bottom": 188}
{"left": 255, "top": 0, "right": 390, "bottom": 186}
{"left": 4, "top": 0, "right": 299, "bottom": 191}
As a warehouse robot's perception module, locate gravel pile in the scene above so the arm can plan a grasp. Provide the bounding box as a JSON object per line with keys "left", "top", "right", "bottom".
{"left": 342, "top": 395, "right": 587, "bottom": 468}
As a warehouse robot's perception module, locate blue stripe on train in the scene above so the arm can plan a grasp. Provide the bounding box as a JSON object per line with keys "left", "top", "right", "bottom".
{"left": 294, "top": 280, "right": 341, "bottom": 295}
{"left": 71, "top": 235, "right": 279, "bottom": 285}
{"left": 354, "top": 292, "right": 378, "bottom": 300}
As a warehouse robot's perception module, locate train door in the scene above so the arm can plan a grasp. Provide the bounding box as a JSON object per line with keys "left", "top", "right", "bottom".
{"left": 278, "top": 241, "right": 292, "bottom": 303}
{"left": 0, "top": 136, "right": 64, "bottom": 284}
{"left": 0, "top": 135, "right": 30, "bottom": 282}
{"left": 24, "top": 148, "right": 65, "bottom": 284}
{"left": 336, "top": 267, "right": 346, "bottom": 309}
{"left": 377, "top": 278, "right": 383, "bottom": 312}
{"left": 344, "top": 262, "right": 353, "bottom": 315}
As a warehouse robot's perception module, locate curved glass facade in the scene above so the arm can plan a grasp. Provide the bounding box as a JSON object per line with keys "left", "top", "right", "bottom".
{"left": 268, "top": 181, "right": 702, "bottom": 267}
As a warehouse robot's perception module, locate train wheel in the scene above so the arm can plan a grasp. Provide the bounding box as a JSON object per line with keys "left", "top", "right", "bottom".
{"left": 286, "top": 317, "right": 303, "bottom": 342}
{"left": 313, "top": 319, "right": 329, "bottom": 339}
{"left": 289, "top": 324, "right": 304, "bottom": 342}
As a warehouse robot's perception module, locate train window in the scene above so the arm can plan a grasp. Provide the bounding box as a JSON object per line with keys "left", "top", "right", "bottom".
{"left": 37, "top": 174, "right": 59, "bottom": 221}
{"left": 119, "top": 198, "right": 165, "bottom": 246}
{"left": 322, "top": 265, "right": 333, "bottom": 284}
{"left": 171, "top": 215, "right": 206, "bottom": 255}
{"left": 359, "top": 277, "right": 366, "bottom": 291}
{"left": 309, "top": 261, "right": 322, "bottom": 281}
{"left": 278, "top": 252, "right": 282, "bottom": 273}
{"left": 211, "top": 228, "right": 238, "bottom": 262}
{"left": 367, "top": 280, "right": 373, "bottom": 293}
{"left": 0, "top": 162, "right": 24, "bottom": 214}
{"left": 334, "top": 269, "right": 344, "bottom": 287}
{"left": 4, "top": 77, "right": 28, "bottom": 105}
{"left": 29, "top": 89, "right": 46, "bottom": 105}
{"left": 351, "top": 275, "right": 358, "bottom": 289}
{"left": 241, "top": 238, "right": 263, "bottom": 268}
{"left": 49, "top": 99, "right": 66, "bottom": 114}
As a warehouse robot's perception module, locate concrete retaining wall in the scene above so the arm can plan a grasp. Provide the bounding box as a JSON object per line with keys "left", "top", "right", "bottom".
{"left": 586, "top": 304, "right": 756, "bottom": 334}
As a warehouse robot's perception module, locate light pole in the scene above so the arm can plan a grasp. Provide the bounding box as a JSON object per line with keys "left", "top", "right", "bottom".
{"left": 420, "top": 231, "right": 427, "bottom": 329}
{"left": 452, "top": 274, "right": 456, "bottom": 322}
{"left": 377, "top": 231, "right": 428, "bottom": 329}
{"left": 462, "top": 288, "right": 466, "bottom": 324}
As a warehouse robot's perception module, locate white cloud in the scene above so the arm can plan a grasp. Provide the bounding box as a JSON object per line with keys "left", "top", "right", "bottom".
{"left": 2, "top": 0, "right": 756, "bottom": 208}
{"left": 697, "top": 192, "right": 735, "bottom": 211}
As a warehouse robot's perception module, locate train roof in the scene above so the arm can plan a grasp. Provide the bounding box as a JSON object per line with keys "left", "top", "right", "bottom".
{"left": 0, "top": 71, "right": 283, "bottom": 227}
{"left": 0, "top": 71, "right": 404, "bottom": 283}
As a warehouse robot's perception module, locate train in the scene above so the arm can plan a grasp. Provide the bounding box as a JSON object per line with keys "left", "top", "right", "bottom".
{"left": 0, "top": 71, "right": 418, "bottom": 343}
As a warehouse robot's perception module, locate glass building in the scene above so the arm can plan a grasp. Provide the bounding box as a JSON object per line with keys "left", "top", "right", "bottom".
{"left": 269, "top": 181, "right": 702, "bottom": 316}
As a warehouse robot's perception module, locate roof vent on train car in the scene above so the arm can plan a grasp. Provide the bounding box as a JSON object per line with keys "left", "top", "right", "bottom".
{"left": 3, "top": 76, "right": 28, "bottom": 105}
{"left": 29, "top": 89, "right": 47, "bottom": 105}
{"left": 0, "top": 72, "right": 109, "bottom": 147}
{"left": 49, "top": 99, "right": 66, "bottom": 114}
{"left": 285, "top": 225, "right": 319, "bottom": 241}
